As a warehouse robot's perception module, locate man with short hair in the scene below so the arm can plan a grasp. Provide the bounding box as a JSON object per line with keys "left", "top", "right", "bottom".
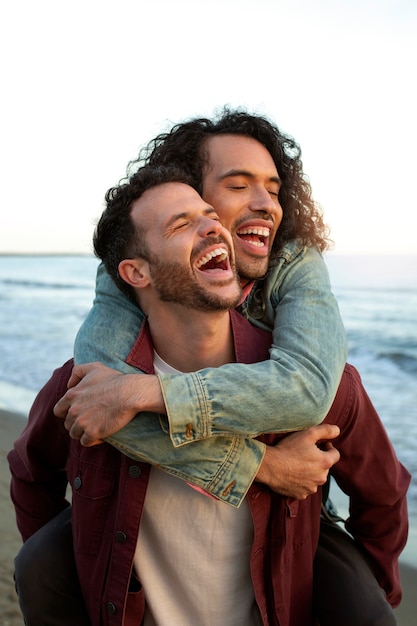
{"left": 10, "top": 164, "right": 409, "bottom": 626}
{"left": 10, "top": 165, "right": 340, "bottom": 625}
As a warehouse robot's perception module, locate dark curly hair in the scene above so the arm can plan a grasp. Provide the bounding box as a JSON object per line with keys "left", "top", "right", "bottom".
{"left": 94, "top": 164, "right": 193, "bottom": 298}
{"left": 128, "top": 107, "right": 331, "bottom": 253}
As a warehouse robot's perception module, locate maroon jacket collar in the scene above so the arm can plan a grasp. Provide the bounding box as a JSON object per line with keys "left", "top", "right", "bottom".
{"left": 126, "top": 309, "right": 272, "bottom": 372}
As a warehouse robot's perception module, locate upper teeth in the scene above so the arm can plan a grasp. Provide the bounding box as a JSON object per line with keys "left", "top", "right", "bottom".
{"left": 237, "top": 227, "right": 270, "bottom": 237}
{"left": 196, "top": 248, "right": 228, "bottom": 269}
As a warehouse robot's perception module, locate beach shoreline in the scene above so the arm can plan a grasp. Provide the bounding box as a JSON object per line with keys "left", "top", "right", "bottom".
{"left": 1, "top": 408, "right": 416, "bottom": 625}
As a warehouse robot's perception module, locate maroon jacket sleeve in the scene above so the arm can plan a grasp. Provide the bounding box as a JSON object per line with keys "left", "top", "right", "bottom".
{"left": 8, "top": 360, "right": 74, "bottom": 541}
{"left": 325, "top": 364, "right": 411, "bottom": 608}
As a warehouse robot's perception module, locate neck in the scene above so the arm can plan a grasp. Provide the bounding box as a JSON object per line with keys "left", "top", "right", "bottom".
{"left": 146, "top": 304, "right": 235, "bottom": 372}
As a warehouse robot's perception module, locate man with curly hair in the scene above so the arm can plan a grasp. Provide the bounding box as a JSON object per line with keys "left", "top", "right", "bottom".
{"left": 12, "top": 111, "right": 408, "bottom": 625}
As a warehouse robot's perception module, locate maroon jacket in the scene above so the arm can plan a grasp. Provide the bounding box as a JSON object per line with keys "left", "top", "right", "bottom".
{"left": 8, "top": 311, "right": 410, "bottom": 625}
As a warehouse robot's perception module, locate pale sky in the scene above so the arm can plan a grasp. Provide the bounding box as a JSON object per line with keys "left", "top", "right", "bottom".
{"left": 1, "top": 0, "right": 416, "bottom": 255}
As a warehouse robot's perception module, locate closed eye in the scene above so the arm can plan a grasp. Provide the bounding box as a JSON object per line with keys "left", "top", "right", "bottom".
{"left": 208, "top": 211, "right": 221, "bottom": 222}
{"left": 173, "top": 220, "right": 189, "bottom": 231}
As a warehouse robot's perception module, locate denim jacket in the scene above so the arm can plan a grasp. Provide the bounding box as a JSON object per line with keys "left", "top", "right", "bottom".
{"left": 74, "top": 240, "right": 348, "bottom": 506}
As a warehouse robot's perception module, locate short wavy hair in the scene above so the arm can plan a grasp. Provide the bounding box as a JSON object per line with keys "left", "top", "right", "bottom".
{"left": 94, "top": 164, "right": 193, "bottom": 298}
{"left": 128, "top": 107, "right": 331, "bottom": 253}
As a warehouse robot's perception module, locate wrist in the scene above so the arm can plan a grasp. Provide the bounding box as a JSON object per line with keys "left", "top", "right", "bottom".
{"left": 256, "top": 446, "right": 276, "bottom": 487}
{"left": 128, "top": 374, "right": 166, "bottom": 414}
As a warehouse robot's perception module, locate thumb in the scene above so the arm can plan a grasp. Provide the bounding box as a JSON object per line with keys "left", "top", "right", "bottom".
{"left": 314, "top": 423, "right": 340, "bottom": 443}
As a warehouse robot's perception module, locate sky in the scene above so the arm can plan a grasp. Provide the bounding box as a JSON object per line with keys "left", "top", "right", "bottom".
{"left": 1, "top": 0, "right": 416, "bottom": 255}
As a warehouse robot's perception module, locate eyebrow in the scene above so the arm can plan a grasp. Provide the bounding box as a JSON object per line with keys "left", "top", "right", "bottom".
{"left": 221, "top": 169, "right": 281, "bottom": 185}
{"left": 165, "top": 206, "right": 218, "bottom": 228}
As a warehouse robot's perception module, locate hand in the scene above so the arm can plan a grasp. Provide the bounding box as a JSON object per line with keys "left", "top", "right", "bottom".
{"left": 53, "top": 362, "right": 165, "bottom": 446}
{"left": 256, "top": 423, "right": 340, "bottom": 499}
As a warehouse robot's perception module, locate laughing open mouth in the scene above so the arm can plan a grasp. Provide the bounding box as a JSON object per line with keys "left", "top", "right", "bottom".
{"left": 196, "top": 247, "right": 229, "bottom": 271}
{"left": 236, "top": 226, "right": 270, "bottom": 248}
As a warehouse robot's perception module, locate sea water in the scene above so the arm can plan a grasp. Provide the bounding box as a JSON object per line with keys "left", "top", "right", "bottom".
{"left": 1, "top": 254, "right": 416, "bottom": 521}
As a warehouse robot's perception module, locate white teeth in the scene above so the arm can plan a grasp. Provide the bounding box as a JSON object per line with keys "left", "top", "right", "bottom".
{"left": 196, "top": 247, "right": 228, "bottom": 269}
{"left": 237, "top": 227, "right": 270, "bottom": 237}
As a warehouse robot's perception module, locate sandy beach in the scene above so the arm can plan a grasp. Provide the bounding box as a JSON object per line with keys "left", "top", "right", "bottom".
{"left": 1, "top": 408, "right": 416, "bottom": 626}
{"left": 0, "top": 410, "right": 28, "bottom": 626}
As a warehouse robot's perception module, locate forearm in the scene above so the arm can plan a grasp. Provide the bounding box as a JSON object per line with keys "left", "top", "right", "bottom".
{"left": 60, "top": 366, "right": 340, "bottom": 506}
{"left": 71, "top": 255, "right": 346, "bottom": 500}
{"left": 107, "top": 415, "right": 265, "bottom": 508}
{"left": 161, "top": 244, "right": 347, "bottom": 446}
{"left": 159, "top": 358, "right": 338, "bottom": 446}
{"left": 62, "top": 372, "right": 341, "bottom": 506}
{"left": 76, "top": 254, "right": 347, "bottom": 449}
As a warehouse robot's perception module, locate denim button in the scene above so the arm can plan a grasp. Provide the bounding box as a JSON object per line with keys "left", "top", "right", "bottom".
{"left": 73, "top": 476, "right": 82, "bottom": 490}
{"left": 129, "top": 465, "right": 141, "bottom": 478}
{"left": 115, "top": 531, "right": 127, "bottom": 544}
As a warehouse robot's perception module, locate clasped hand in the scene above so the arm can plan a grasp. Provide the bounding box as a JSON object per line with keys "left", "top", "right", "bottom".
{"left": 256, "top": 424, "right": 340, "bottom": 500}
{"left": 53, "top": 362, "right": 161, "bottom": 446}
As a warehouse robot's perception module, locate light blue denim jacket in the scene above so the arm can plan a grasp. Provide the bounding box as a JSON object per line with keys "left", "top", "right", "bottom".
{"left": 75, "top": 240, "right": 347, "bottom": 506}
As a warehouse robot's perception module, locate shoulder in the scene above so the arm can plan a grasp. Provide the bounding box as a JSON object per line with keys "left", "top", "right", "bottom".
{"left": 33, "top": 359, "right": 74, "bottom": 408}
{"left": 269, "top": 238, "right": 305, "bottom": 266}
{"left": 266, "top": 242, "right": 330, "bottom": 294}
{"left": 269, "top": 239, "right": 324, "bottom": 269}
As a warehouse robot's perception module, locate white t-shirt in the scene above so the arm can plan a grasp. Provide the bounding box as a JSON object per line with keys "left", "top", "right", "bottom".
{"left": 132, "top": 352, "right": 262, "bottom": 626}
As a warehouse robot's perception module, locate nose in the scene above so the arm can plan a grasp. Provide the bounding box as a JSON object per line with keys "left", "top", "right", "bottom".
{"left": 198, "top": 216, "right": 223, "bottom": 237}
{"left": 249, "top": 186, "right": 277, "bottom": 216}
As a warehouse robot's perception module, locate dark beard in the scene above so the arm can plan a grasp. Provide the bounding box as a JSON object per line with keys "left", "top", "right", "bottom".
{"left": 148, "top": 255, "right": 241, "bottom": 312}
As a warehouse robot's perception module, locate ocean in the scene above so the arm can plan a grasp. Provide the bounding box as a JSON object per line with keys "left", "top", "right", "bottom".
{"left": 1, "top": 253, "right": 416, "bottom": 521}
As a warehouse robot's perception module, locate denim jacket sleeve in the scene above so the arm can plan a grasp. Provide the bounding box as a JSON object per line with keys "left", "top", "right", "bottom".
{"left": 74, "top": 263, "right": 145, "bottom": 372}
{"left": 107, "top": 420, "right": 265, "bottom": 508}
{"left": 74, "top": 264, "right": 266, "bottom": 507}
{"left": 162, "top": 242, "right": 348, "bottom": 445}
{"left": 74, "top": 243, "right": 347, "bottom": 505}
{"left": 75, "top": 245, "right": 347, "bottom": 443}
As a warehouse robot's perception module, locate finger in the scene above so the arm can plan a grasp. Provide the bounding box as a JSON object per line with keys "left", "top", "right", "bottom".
{"left": 80, "top": 434, "right": 104, "bottom": 447}
{"left": 324, "top": 445, "right": 341, "bottom": 467}
{"left": 64, "top": 413, "right": 76, "bottom": 430}
{"left": 67, "top": 363, "right": 90, "bottom": 388}
{"left": 69, "top": 422, "right": 85, "bottom": 440}
{"left": 318, "top": 440, "right": 338, "bottom": 452}
{"left": 67, "top": 372, "right": 83, "bottom": 388}
{"left": 53, "top": 397, "right": 69, "bottom": 418}
{"left": 314, "top": 423, "right": 340, "bottom": 441}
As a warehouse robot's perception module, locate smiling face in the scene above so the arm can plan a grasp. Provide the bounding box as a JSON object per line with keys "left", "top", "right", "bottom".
{"left": 127, "top": 182, "right": 241, "bottom": 312}
{"left": 201, "top": 134, "right": 283, "bottom": 283}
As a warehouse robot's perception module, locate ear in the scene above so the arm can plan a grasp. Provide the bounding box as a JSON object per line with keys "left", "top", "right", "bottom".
{"left": 118, "top": 258, "right": 151, "bottom": 290}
